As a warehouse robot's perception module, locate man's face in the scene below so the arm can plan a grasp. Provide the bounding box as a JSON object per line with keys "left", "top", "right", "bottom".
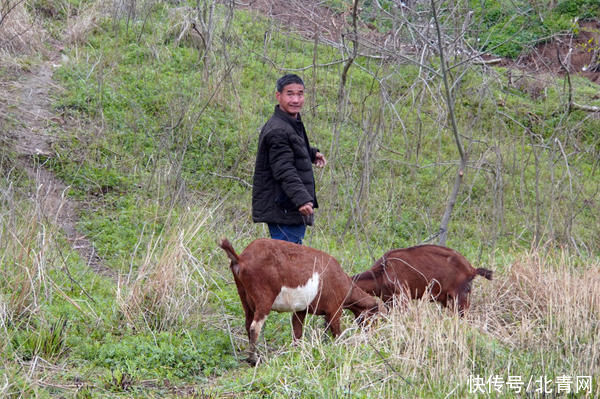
{"left": 276, "top": 83, "right": 305, "bottom": 117}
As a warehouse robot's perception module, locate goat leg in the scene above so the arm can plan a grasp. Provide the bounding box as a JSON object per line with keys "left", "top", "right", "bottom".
{"left": 246, "top": 312, "right": 268, "bottom": 366}
{"left": 291, "top": 310, "right": 307, "bottom": 341}
{"left": 324, "top": 311, "right": 342, "bottom": 337}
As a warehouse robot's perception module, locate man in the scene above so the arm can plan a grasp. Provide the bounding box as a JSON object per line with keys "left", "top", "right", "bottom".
{"left": 252, "top": 74, "right": 326, "bottom": 244}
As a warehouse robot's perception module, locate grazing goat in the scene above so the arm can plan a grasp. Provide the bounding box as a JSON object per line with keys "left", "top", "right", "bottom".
{"left": 352, "top": 245, "right": 492, "bottom": 315}
{"left": 219, "top": 238, "right": 379, "bottom": 366}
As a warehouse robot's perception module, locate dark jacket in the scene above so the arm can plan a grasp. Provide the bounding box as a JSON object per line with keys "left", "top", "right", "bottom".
{"left": 252, "top": 105, "right": 319, "bottom": 225}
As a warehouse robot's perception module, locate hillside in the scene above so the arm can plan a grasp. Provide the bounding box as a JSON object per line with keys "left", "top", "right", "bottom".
{"left": 1, "top": 0, "right": 599, "bottom": 397}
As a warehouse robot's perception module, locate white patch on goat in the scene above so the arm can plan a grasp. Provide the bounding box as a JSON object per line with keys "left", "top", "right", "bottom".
{"left": 250, "top": 316, "right": 267, "bottom": 337}
{"left": 271, "top": 272, "right": 320, "bottom": 312}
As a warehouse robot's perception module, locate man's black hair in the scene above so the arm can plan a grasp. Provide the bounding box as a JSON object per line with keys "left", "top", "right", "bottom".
{"left": 276, "top": 74, "right": 304, "bottom": 92}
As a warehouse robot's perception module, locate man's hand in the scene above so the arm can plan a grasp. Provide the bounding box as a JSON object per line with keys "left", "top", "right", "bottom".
{"left": 299, "top": 202, "right": 314, "bottom": 216}
{"left": 315, "top": 152, "right": 327, "bottom": 168}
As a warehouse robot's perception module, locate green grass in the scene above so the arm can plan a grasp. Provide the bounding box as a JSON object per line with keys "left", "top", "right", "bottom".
{"left": 73, "top": 329, "right": 237, "bottom": 380}
{"left": 1, "top": 0, "right": 600, "bottom": 397}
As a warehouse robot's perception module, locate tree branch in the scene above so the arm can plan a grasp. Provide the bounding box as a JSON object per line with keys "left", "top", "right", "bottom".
{"left": 430, "top": 0, "right": 467, "bottom": 246}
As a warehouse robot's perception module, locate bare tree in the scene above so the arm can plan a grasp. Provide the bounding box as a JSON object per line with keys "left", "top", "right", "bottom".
{"left": 430, "top": 0, "right": 467, "bottom": 246}
{"left": 194, "top": 0, "right": 216, "bottom": 65}
{"left": 330, "top": 0, "right": 360, "bottom": 164}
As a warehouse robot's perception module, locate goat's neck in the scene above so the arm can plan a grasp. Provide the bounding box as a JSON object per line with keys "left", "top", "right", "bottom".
{"left": 353, "top": 271, "right": 379, "bottom": 296}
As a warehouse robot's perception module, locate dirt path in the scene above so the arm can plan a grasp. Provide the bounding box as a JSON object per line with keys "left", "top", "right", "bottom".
{"left": 2, "top": 46, "right": 116, "bottom": 280}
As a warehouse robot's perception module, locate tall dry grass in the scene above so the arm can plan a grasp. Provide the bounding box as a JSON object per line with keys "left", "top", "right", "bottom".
{"left": 251, "top": 249, "right": 599, "bottom": 397}
{"left": 0, "top": 1, "right": 45, "bottom": 56}
{"left": 472, "top": 250, "right": 600, "bottom": 373}
{"left": 64, "top": 0, "right": 104, "bottom": 45}
{"left": 0, "top": 180, "right": 50, "bottom": 326}
{"left": 0, "top": 168, "right": 67, "bottom": 397}
{"left": 117, "top": 202, "right": 224, "bottom": 332}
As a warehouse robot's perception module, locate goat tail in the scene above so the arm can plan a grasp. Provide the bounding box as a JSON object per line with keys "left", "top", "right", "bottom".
{"left": 219, "top": 238, "right": 239, "bottom": 265}
{"left": 476, "top": 268, "right": 493, "bottom": 280}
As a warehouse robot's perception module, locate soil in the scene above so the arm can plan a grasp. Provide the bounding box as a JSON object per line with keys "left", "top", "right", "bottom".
{"left": 2, "top": 41, "right": 116, "bottom": 280}
{"left": 1, "top": 4, "right": 598, "bottom": 283}
{"left": 512, "top": 21, "right": 600, "bottom": 84}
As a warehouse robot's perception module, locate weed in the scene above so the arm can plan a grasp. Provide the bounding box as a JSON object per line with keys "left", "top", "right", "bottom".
{"left": 74, "top": 385, "right": 93, "bottom": 399}
{"left": 11, "top": 316, "right": 68, "bottom": 361}
{"left": 75, "top": 329, "right": 237, "bottom": 381}
{"left": 101, "top": 368, "right": 134, "bottom": 392}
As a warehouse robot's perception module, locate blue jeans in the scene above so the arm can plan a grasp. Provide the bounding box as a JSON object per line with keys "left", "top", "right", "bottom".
{"left": 268, "top": 223, "right": 306, "bottom": 245}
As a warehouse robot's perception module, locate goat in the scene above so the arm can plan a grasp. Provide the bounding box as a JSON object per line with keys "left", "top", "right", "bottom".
{"left": 219, "top": 238, "right": 379, "bottom": 366}
{"left": 352, "top": 245, "right": 492, "bottom": 315}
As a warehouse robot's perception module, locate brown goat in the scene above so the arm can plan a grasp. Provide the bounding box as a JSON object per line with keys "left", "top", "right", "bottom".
{"left": 352, "top": 245, "right": 492, "bottom": 315}
{"left": 219, "top": 238, "right": 379, "bottom": 366}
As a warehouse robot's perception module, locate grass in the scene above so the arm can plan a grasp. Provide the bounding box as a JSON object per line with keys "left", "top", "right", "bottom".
{"left": 1, "top": 0, "right": 599, "bottom": 397}
{"left": 1, "top": 157, "right": 599, "bottom": 396}
{"left": 211, "top": 250, "right": 599, "bottom": 398}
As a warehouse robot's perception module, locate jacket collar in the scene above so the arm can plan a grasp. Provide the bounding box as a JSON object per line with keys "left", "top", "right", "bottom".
{"left": 274, "top": 105, "right": 302, "bottom": 124}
